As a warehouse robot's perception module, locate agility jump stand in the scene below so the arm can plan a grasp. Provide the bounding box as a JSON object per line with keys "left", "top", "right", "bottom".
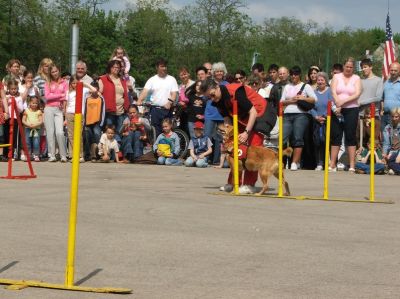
{"left": 220, "top": 100, "right": 393, "bottom": 204}
{"left": 0, "top": 96, "right": 36, "bottom": 180}
{"left": 0, "top": 83, "right": 132, "bottom": 294}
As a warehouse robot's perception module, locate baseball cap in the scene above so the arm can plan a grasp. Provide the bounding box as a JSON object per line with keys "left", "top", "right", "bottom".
{"left": 194, "top": 121, "right": 204, "bottom": 129}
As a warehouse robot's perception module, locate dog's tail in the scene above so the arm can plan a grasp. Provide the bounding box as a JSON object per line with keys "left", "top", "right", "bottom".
{"left": 282, "top": 147, "right": 293, "bottom": 157}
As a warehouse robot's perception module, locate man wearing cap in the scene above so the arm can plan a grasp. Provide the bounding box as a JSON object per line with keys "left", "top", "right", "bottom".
{"left": 185, "top": 121, "right": 213, "bottom": 168}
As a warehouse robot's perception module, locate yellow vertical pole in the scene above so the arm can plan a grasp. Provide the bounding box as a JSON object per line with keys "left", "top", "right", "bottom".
{"left": 370, "top": 103, "right": 375, "bottom": 202}
{"left": 233, "top": 99, "right": 239, "bottom": 194}
{"left": 323, "top": 101, "right": 332, "bottom": 200}
{"left": 278, "top": 102, "right": 283, "bottom": 197}
{"left": 65, "top": 82, "right": 84, "bottom": 286}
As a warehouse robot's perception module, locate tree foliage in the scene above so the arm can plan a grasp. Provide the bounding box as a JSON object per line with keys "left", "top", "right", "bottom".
{"left": 0, "top": 0, "right": 395, "bottom": 85}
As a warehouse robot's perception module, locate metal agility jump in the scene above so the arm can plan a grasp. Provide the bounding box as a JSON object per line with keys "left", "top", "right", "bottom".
{"left": 217, "top": 99, "right": 393, "bottom": 204}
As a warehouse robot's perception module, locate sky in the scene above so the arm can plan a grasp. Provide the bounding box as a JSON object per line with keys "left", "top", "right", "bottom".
{"left": 102, "top": 0, "right": 400, "bottom": 33}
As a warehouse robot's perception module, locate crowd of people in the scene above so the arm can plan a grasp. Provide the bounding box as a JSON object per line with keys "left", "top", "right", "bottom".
{"left": 0, "top": 48, "right": 399, "bottom": 194}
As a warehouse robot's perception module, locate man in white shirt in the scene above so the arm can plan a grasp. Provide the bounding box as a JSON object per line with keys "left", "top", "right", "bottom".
{"left": 137, "top": 58, "right": 178, "bottom": 135}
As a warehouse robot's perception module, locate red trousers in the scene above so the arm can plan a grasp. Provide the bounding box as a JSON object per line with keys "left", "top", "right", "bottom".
{"left": 227, "top": 131, "right": 263, "bottom": 186}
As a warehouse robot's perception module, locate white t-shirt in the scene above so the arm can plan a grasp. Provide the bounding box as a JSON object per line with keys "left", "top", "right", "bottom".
{"left": 144, "top": 74, "right": 178, "bottom": 107}
{"left": 280, "top": 82, "right": 317, "bottom": 114}
{"left": 98, "top": 133, "right": 119, "bottom": 155}
{"left": 19, "top": 84, "right": 39, "bottom": 110}
{"left": 66, "top": 87, "right": 90, "bottom": 114}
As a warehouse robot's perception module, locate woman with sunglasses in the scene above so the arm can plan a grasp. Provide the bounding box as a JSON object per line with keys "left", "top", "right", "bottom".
{"left": 234, "top": 70, "right": 247, "bottom": 84}
{"left": 280, "top": 66, "right": 317, "bottom": 171}
{"left": 200, "top": 78, "right": 266, "bottom": 194}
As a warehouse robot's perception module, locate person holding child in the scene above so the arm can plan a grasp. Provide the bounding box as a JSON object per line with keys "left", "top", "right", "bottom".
{"left": 382, "top": 107, "right": 400, "bottom": 174}
{"left": 185, "top": 121, "right": 212, "bottom": 167}
{"left": 153, "top": 118, "right": 182, "bottom": 166}
{"left": 22, "top": 96, "right": 43, "bottom": 161}
{"left": 120, "top": 104, "right": 151, "bottom": 162}
{"left": 98, "top": 125, "right": 121, "bottom": 163}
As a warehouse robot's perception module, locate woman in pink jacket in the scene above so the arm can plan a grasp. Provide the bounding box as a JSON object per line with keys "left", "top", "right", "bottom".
{"left": 44, "top": 64, "right": 68, "bottom": 162}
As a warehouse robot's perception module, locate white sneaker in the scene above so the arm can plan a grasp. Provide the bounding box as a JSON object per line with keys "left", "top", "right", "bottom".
{"left": 79, "top": 158, "right": 85, "bottom": 163}
{"left": 219, "top": 184, "right": 233, "bottom": 192}
{"left": 48, "top": 156, "right": 57, "bottom": 162}
{"left": 290, "top": 162, "right": 299, "bottom": 171}
{"left": 337, "top": 162, "right": 345, "bottom": 171}
{"left": 60, "top": 156, "right": 67, "bottom": 163}
{"left": 315, "top": 165, "right": 323, "bottom": 171}
{"left": 388, "top": 169, "right": 395, "bottom": 175}
{"left": 20, "top": 154, "right": 27, "bottom": 161}
{"left": 239, "top": 185, "right": 254, "bottom": 194}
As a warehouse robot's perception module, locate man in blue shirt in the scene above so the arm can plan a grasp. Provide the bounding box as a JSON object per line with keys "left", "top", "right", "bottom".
{"left": 383, "top": 62, "right": 400, "bottom": 130}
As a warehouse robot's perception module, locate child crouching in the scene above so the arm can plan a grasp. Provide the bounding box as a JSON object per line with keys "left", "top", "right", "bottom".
{"left": 185, "top": 121, "right": 212, "bottom": 167}
{"left": 98, "top": 125, "right": 121, "bottom": 163}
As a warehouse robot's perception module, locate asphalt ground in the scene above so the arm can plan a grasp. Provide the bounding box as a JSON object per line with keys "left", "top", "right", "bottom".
{"left": 0, "top": 162, "right": 399, "bottom": 299}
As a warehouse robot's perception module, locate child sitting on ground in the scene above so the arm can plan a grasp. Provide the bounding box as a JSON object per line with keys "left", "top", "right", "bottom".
{"left": 22, "top": 96, "right": 43, "bottom": 161}
{"left": 153, "top": 118, "right": 182, "bottom": 166}
{"left": 355, "top": 142, "right": 385, "bottom": 174}
{"left": 383, "top": 107, "right": 400, "bottom": 175}
{"left": 185, "top": 121, "right": 212, "bottom": 167}
{"left": 98, "top": 125, "right": 121, "bottom": 163}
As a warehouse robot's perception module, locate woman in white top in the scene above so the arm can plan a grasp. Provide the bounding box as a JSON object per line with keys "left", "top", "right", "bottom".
{"left": 280, "top": 66, "right": 317, "bottom": 171}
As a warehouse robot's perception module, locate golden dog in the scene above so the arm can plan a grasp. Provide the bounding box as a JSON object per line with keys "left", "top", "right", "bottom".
{"left": 220, "top": 124, "right": 292, "bottom": 196}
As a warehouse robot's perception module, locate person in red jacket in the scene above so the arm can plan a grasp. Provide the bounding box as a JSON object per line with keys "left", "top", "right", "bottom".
{"left": 98, "top": 60, "right": 130, "bottom": 140}
{"left": 200, "top": 79, "right": 266, "bottom": 194}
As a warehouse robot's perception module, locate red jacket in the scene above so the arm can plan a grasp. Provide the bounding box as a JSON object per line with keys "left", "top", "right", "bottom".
{"left": 225, "top": 83, "right": 267, "bottom": 125}
{"left": 100, "top": 75, "right": 130, "bottom": 113}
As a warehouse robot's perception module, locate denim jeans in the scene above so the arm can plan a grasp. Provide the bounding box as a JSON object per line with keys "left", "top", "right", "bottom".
{"left": 187, "top": 121, "right": 195, "bottom": 139}
{"left": 388, "top": 150, "right": 400, "bottom": 174}
{"left": 283, "top": 113, "right": 310, "bottom": 147}
{"left": 185, "top": 156, "right": 208, "bottom": 167}
{"left": 355, "top": 162, "right": 385, "bottom": 174}
{"left": 204, "top": 119, "right": 223, "bottom": 164}
{"left": 381, "top": 113, "right": 390, "bottom": 133}
{"left": 157, "top": 156, "right": 182, "bottom": 166}
{"left": 121, "top": 131, "right": 143, "bottom": 160}
{"left": 105, "top": 113, "right": 126, "bottom": 142}
{"left": 25, "top": 128, "right": 40, "bottom": 156}
{"left": 150, "top": 107, "right": 172, "bottom": 137}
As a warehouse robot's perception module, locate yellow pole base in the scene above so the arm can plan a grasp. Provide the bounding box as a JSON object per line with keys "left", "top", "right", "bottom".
{"left": 211, "top": 192, "right": 394, "bottom": 204}
{"left": 0, "top": 144, "right": 11, "bottom": 148}
{"left": 0, "top": 278, "right": 132, "bottom": 294}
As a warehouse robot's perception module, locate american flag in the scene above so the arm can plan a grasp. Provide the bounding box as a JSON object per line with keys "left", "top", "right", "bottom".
{"left": 383, "top": 13, "right": 396, "bottom": 79}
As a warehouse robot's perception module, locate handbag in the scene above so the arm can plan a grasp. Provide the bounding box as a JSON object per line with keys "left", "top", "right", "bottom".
{"left": 296, "top": 84, "right": 315, "bottom": 111}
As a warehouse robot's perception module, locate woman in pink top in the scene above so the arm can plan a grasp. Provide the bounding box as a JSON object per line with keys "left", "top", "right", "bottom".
{"left": 44, "top": 64, "right": 68, "bottom": 162}
{"left": 330, "top": 57, "right": 362, "bottom": 172}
